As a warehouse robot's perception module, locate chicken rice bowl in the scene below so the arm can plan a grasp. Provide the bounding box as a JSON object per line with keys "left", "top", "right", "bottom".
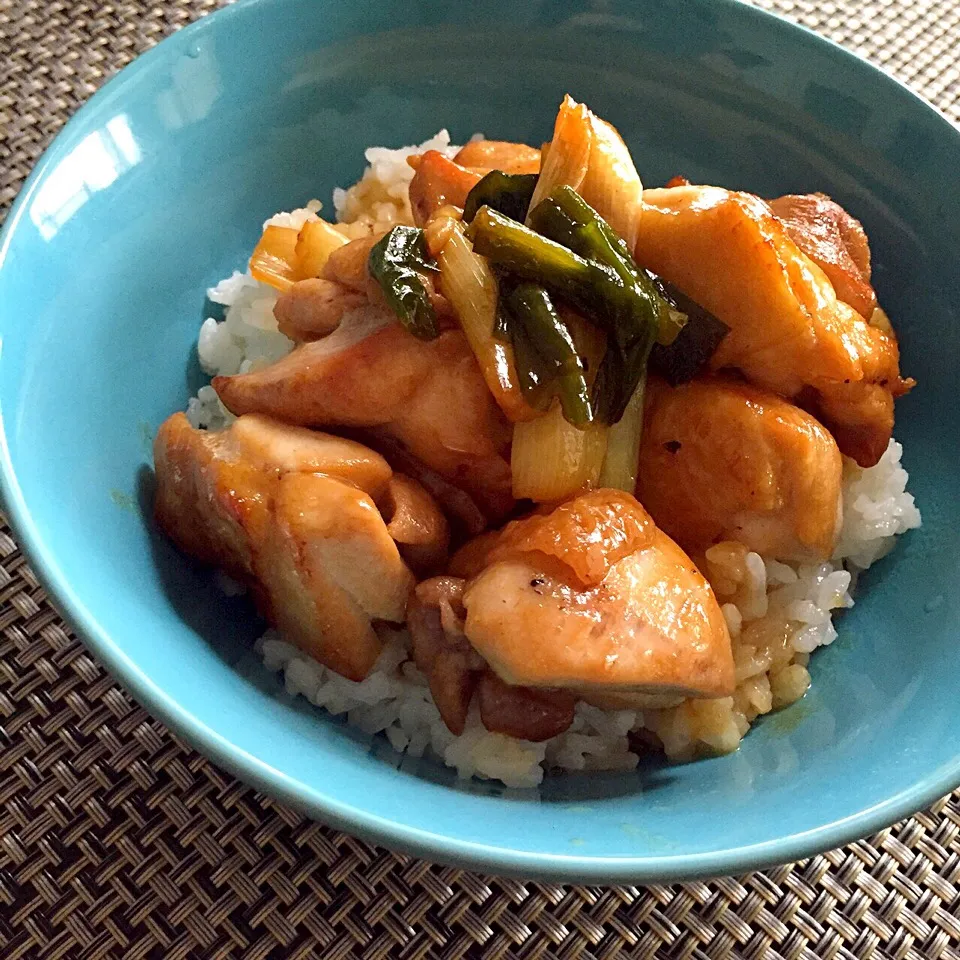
{"left": 153, "top": 98, "right": 921, "bottom": 788}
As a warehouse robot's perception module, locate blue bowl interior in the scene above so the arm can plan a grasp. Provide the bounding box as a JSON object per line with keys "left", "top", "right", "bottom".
{"left": 1, "top": 0, "right": 959, "bottom": 881}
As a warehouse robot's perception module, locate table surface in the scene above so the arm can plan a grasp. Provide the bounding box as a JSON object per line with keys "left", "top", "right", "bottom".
{"left": 1, "top": 1, "right": 959, "bottom": 957}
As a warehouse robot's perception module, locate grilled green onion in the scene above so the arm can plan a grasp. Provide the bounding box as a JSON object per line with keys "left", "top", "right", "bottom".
{"left": 469, "top": 201, "right": 655, "bottom": 423}
{"left": 530, "top": 189, "right": 664, "bottom": 424}
{"left": 506, "top": 283, "right": 593, "bottom": 427}
{"left": 467, "top": 205, "right": 599, "bottom": 291}
{"left": 368, "top": 225, "right": 439, "bottom": 340}
{"left": 463, "top": 170, "right": 538, "bottom": 224}
{"left": 648, "top": 276, "right": 730, "bottom": 385}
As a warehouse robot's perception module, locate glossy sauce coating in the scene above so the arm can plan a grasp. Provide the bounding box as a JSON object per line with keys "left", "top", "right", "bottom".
{"left": 635, "top": 184, "right": 911, "bottom": 466}
{"left": 213, "top": 321, "right": 514, "bottom": 520}
{"left": 638, "top": 377, "right": 843, "bottom": 560}
{"left": 459, "top": 490, "right": 734, "bottom": 702}
{"left": 154, "top": 413, "right": 422, "bottom": 680}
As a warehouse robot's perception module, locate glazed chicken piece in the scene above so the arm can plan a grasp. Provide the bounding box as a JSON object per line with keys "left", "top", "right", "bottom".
{"left": 369, "top": 434, "right": 489, "bottom": 539}
{"left": 213, "top": 314, "right": 514, "bottom": 520}
{"left": 453, "top": 140, "right": 542, "bottom": 175}
{"left": 476, "top": 673, "right": 576, "bottom": 741}
{"left": 380, "top": 474, "right": 450, "bottom": 575}
{"left": 154, "top": 413, "right": 447, "bottom": 680}
{"left": 273, "top": 278, "right": 367, "bottom": 342}
{"left": 638, "top": 377, "right": 843, "bottom": 561}
{"left": 320, "top": 230, "right": 456, "bottom": 321}
{"left": 321, "top": 232, "right": 382, "bottom": 293}
{"left": 408, "top": 151, "right": 482, "bottom": 226}
{"left": 407, "top": 577, "right": 484, "bottom": 735}
{"left": 453, "top": 490, "right": 734, "bottom": 710}
{"left": 407, "top": 141, "right": 543, "bottom": 228}
{"left": 273, "top": 232, "right": 455, "bottom": 343}
{"left": 768, "top": 192, "right": 876, "bottom": 319}
{"left": 634, "top": 184, "right": 912, "bottom": 466}
{"left": 272, "top": 234, "right": 383, "bottom": 343}
{"left": 408, "top": 576, "right": 575, "bottom": 740}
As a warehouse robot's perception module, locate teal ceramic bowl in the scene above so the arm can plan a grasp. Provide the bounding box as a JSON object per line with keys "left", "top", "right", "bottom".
{"left": 1, "top": 0, "right": 958, "bottom": 883}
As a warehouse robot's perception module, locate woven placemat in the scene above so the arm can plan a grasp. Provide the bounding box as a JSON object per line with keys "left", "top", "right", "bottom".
{"left": 1, "top": 2, "right": 959, "bottom": 957}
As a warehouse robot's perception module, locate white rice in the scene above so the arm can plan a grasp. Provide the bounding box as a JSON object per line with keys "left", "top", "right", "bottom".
{"left": 187, "top": 271, "right": 289, "bottom": 431}
{"left": 833, "top": 440, "right": 921, "bottom": 569}
{"left": 187, "top": 135, "right": 922, "bottom": 788}
{"left": 333, "top": 129, "right": 459, "bottom": 233}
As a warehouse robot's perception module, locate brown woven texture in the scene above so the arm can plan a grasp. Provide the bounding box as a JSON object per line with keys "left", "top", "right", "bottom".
{"left": 1, "top": 1, "right": 959, "bottom": 958}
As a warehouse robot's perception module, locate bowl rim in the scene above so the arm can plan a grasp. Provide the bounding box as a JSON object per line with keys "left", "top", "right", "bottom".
{"left": 2, "top": 0, "right": 959, "bottom": 883}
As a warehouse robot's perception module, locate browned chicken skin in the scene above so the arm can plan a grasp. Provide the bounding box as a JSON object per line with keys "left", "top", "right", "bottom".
{"left": 638, "top": 377, "right": 843, "bottom": 561}
{"left": 407, "top": 578, "right": 484, "bottom": 735}
{"left": 213, "top": 320, "right": 514, "bottom": 521}
{"left": 476, "top": 673, "right": 576, "bottom": 742}
{"left": 408, "top": 151, "right": 482, "bottom": 226}
{"left": 408, "top": 490, "right": 733, "bottom": 741}
{"left": 635, "top": 184, "right": 912, "bottom": 466}
{"left": 153, "top": 413, "right": 449, "bottom": 680}
{"left": 408, "top": 577, "right": 577, "bottom": 741}
{"left": 408, "top": 141, "right": 543, "bottom": 228}
{"left": 768, "top": 192, "right": 876, "bottom": 319}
